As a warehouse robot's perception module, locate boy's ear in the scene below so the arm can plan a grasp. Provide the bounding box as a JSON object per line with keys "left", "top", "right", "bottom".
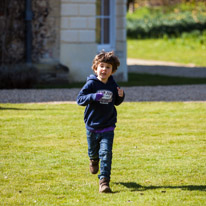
{"left": 93, "top": 69, "right": 97, "bottom": 74}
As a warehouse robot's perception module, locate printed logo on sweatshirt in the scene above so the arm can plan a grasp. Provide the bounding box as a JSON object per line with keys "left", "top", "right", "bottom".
{"left": 97, "top": 90, "right": 113, "bottom": 104}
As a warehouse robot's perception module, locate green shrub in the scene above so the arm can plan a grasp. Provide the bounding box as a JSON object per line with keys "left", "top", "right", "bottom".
{"left": 0, "top": 64, "right": 38, "bottom": 89}
{"left": 127, "top": 3, "right": 206, "bottom": 39}
{"left": 127, "top": 14, "right": 206, "bottom": 39}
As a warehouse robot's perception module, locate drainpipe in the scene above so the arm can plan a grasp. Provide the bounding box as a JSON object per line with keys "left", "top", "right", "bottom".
{"left": 25, "top": 0, "right": 32, "bottom": 65}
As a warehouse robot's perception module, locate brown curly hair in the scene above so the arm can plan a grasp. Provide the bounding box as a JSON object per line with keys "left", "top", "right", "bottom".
{"left": 92, "top": 51, "right": 120, "bottom": 73}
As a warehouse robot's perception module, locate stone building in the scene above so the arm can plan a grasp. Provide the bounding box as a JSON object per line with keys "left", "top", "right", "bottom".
{"left": 0, "top": 0, "right": 128, "bottom": 83}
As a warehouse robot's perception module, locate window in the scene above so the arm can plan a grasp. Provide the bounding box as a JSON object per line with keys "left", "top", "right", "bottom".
{"left": 96, "top": 0, "right": 115, "bottom": 51}
{"left": 0, "top": 0, "right": 6, "bottom": 16}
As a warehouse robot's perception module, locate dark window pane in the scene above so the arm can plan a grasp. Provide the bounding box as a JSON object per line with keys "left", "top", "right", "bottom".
{"left": 104, "top": 19, "right": 110, "bottom": 44}
{"left": 104, "top": 0, "right": 110, "bottom": 16}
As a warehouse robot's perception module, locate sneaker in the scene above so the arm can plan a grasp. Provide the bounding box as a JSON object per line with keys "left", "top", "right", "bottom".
{"left": 89, "top": 159, "right": 99, "bottom": 174}
{"left": 99, "top": 178, "right": 112, "bottom": 193}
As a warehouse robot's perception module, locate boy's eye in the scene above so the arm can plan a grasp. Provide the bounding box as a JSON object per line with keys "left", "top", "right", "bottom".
{"left": 99, "top": 63, "right": 112, "bottom": 69}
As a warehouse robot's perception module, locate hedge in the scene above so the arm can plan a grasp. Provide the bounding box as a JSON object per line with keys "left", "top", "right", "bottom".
{"left": 127, "top": 10, "right": 206, "bottom": 38}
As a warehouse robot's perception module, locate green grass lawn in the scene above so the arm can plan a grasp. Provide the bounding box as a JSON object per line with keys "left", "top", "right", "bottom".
{"left": 127, "top": 37, "right": 206, "bottom": 67}
{"left": 1, "top": 103, "right": 206, "bottom": 205}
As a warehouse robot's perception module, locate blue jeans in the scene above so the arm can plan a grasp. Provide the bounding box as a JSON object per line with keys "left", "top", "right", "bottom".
{"left": 86, "top": 130, "right": 114, "bottom": 180}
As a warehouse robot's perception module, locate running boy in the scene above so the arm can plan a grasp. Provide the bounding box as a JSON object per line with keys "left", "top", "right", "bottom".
{"left": 76, "top": 51, "right": 125, "bottom": 193}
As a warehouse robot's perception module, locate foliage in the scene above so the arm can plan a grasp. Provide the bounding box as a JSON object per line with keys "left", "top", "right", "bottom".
{"left": 0, "top": 102, "right": 206, "bottom": 205}
{"left": 0, "top": 64, "right": 38, "bottom": 89}
{"left": 127, "top": 2, "right": 206, "bottom": 38}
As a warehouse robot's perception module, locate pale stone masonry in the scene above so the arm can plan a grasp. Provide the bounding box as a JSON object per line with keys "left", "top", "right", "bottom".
{"left": 115, "top": 0, "right": 127, "bottom": 81}
{"left": 60, "top": 0, "right": 97, "bottom": 81}
{"left": 59, "top": 0, "right": 127, "bottom": 82}
{"left": 60, "top": 2, "right": 96, "bottom": 43}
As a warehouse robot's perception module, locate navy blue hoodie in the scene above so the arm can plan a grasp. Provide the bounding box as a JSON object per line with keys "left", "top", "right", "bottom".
{"left": 77, "top": 74, "right": 125, "bottom": 131}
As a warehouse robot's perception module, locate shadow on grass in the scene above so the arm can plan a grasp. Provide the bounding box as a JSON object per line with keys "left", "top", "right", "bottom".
{"left": 115, "top": 182, "right": 206, "bottom": 192}
{"left": 118, "top": 73, "right": 206, "bottom": 87}
{"left": 0, "top": 106, "right": 46, "bottom": 111}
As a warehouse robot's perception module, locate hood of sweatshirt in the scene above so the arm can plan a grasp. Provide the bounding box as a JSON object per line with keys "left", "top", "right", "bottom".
{"left": 86, "top": 74, "right": 115, "bottom": 85}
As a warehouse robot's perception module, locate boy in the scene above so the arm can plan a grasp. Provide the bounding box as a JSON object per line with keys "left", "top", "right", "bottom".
{"left": 76, "top": 51, "right": 125, "bottom": 193}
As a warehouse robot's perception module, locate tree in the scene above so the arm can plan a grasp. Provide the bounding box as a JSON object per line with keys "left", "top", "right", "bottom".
{"left": 127, "top": 0, "right": 135, "bottom": 12}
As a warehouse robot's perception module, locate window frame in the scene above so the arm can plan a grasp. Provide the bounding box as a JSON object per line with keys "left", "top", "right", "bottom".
{"left": 96, "top": 0, "right": 116, "bottom": 52}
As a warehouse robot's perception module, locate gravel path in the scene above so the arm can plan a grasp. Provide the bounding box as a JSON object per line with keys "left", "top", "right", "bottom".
{"left": 1, "top": 59, "right": 206, "bottom": 103}
{"left": 127, "top": 58, "right": 206, "bottom": 78}
{"left": 0, "top": 85, "right": 206, "bottom": 103}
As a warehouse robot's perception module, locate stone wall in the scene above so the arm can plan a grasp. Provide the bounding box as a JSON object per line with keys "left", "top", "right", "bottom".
{"left": 59, "top": 0, "right": 128, "bottom": 82}
{"left": 1, "top": 0, "right": 128, "bottom": 82}
{"left": 60, "top": 0, "right": 97, "bottom": 82}
{"left": 32, "top": 0, "right": 60, "bottom": 62}
{"left": 0, "top": 0, "right": 60, "bottom": 65}
{"left": 60, "top": 0, "right": 96, "bottom": 43}
{"left": 116, "top": 0, "right": 127, "bottom": 81}
{"left": 0, "top": 0, "right": 25, "bottom": 64}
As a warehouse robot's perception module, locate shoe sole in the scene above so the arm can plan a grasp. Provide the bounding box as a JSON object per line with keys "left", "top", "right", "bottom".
{"left": 99, "top": 187, "right": 112, "bottom": 193}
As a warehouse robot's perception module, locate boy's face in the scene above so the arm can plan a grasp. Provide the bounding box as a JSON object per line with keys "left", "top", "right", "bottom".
{"left": 96, "top": 62, "right": 114, "bottom": 83}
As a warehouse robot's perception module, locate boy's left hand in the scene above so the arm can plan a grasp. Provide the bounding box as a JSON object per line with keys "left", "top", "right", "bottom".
{"left": 117, "top": 87, "right": 124, "bottom": 97}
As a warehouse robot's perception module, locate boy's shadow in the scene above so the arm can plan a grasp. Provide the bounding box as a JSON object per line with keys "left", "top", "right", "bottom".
{"left": 0, "top": 107, "right": 45, "bottom": 111}
{"left": 114, "top": 182, "right": 206, "bottom": 192}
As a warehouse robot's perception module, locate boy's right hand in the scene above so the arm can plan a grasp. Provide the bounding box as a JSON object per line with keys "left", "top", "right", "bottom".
{"left": 95, "top": 93, "right": 104, "bottom": 101}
